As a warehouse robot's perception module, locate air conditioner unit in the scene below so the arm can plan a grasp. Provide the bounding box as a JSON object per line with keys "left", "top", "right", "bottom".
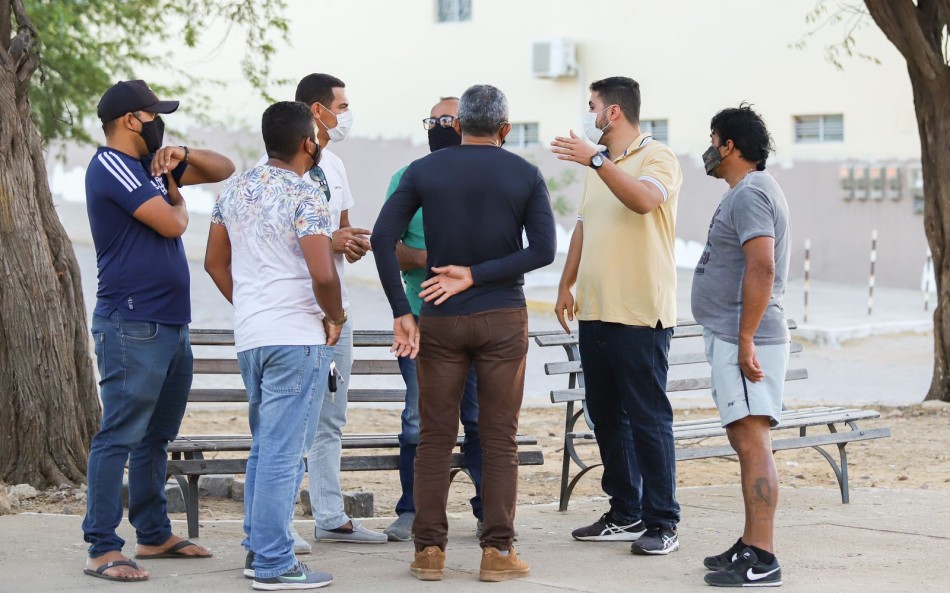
{"left": 531, "top": 38, "right": 577, "bottom": 79}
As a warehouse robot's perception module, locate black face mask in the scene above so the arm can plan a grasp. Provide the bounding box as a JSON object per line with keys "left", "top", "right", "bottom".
{"left": 702, "top": 145, "right": 723, "bottom": 177}
{"left": 309, "top": 138, "right": 321, "bottom": 169}
{"left": 135, "top": 115, "right": 165, "bottom": 154}
{"left": 427, "top": 125, "right": 461, "bottom": 152}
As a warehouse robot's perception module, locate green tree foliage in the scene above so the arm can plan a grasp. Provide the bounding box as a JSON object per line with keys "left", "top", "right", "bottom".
{"left": 24, "top": 0, "right": 289, "bottom": 144}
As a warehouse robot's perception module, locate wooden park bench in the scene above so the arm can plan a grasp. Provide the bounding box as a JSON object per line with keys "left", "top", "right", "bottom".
{"left": 536, "top": 320, "right": 891, "bottom": 511}
{"left": 166, "top": 329, "right": 545, "bottom": 538}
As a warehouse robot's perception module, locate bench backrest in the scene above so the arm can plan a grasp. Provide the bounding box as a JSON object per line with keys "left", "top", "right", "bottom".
{"left": 535, "top": 319, "right": 805, "bottom": 404}
{"left": 188, "top": 329, "right": 405, "bottom": 405}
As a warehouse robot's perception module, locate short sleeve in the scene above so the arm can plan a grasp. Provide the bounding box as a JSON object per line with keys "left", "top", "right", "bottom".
{"left": 732, "top": 188, "right": 776, "bottom": 246}
{"left": 294, "top": 183, "right": 333, "bottom": 239}
{"left": 336, "top": 161, "right": 356, "bottom": 211}
{"left": 385, "top": 166, "right": 408, "bottom": 200}
{"left": 95, "top": 151, "right": 162, "bottom": 215}
{"left": 211, "top": 199, "right": 225, "bottom": 225}
{"left": 639, "top": 146, "right": 683, "bottom": 202}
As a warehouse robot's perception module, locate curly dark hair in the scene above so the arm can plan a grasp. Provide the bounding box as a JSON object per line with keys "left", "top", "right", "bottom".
{"left": 710, "top": 103, "right": 774, "bottom": 171}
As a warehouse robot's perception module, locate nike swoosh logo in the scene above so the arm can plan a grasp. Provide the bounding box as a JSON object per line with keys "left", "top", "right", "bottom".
{"left": 281, "top": 574, "right": 308, "bottom": 581}
{"left": 747, "top": 567, "right": 780, "bottom": 581}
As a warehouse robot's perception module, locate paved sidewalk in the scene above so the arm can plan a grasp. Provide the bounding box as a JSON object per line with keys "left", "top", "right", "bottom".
{"left": 4, "top": 486, "right": 947, "bottom": 593}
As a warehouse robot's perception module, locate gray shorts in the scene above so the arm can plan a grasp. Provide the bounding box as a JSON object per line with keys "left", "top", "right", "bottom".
{"left": 702, "top": 329, "right": 790, "bottom": 428}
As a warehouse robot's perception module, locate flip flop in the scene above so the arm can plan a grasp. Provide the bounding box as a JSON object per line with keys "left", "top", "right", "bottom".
{"left": 83, "top": 559, "right": 149, "bottom": 582}
{"left": 134, "top": 539, "right": 212, "bottom": 560}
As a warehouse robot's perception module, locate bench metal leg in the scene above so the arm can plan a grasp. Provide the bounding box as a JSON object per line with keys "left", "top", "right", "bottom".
{"left": 559, "top": 403, "right": 595, "bottom": 512}
{"left": 807, "top": 422, "right": 852, "bottom": 504}
{"left": 185, "top": 475, "right": 201, "bottom": 538}
{"left": 564, "top": 463, "right": 603, "bottom": 511}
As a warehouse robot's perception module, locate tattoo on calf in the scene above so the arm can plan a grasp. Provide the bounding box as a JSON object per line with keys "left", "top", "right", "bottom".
{"left": 752, "top": 477, "right": 773, "bottom": 506}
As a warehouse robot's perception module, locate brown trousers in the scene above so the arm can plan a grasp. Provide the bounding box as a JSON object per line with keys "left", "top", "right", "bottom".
{"left": 412, "top": 307, "right": 528, "bottom": 551}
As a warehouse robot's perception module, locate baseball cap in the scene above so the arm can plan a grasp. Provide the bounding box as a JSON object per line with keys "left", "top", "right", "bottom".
{"left": 97, "top": 80, "right": 180, "bottom": 122}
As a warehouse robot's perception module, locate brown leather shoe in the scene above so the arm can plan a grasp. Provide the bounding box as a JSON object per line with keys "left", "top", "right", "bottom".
{"left": 410, "top": 546, "right": 445, "bottom": 581}
{"left": 479, "top": 545, "right": 531, "bottom": 582}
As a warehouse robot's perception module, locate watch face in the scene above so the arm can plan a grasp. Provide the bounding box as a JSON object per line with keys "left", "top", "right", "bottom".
{"left": 592, "top": 155, "right": 603, "bottom": 167}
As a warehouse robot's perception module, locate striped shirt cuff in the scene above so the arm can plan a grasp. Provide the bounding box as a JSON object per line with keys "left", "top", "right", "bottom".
{"left": 639, "top": 176, "right": 669, "bottom": 202}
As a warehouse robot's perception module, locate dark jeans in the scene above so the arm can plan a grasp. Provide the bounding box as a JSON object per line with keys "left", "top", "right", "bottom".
{"left": 578, "top": 320, "right": 680, "bottom": 528}
{"left": 83, "top": 311, "right": 193, "bottom": 557}
{"left": 413, "top": 308, "right": 528, "bottom": 551}
{"left": 396, "top": 354, "right": 483, "bottom": 519}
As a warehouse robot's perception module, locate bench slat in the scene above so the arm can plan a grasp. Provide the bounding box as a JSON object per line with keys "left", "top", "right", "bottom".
{"left": 535, "top": 319, "right": 798, "bottom": 348}
{"left": 189, "top": 388, "right": 246, "bottom": 402}
{"left": 193, "top": 358, "right": 401, "bottom": 375}
{"left": 167, "top": 450, "right": 544, "bottom": 476}
{"left": 567, "top": 409, "right": 882, "bottom": 441}
{"left": 187, "top": 388, "right": 406, "bottom": 404}
{"left": 169, "top": 433, "right": 538, "bottom": 452}
{"left": 674, "top": 411, "right": 882, "bottom": 440}
{"left": 675, "top": 427, "right": 892, "bottom": 461}
{"left": 544, "top": 343, "right": 804, "bottom": 376}
{"left": 550, "top": 368, "right": 809, "bottom": 403}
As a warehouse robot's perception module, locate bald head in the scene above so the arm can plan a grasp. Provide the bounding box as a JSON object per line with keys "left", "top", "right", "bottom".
{"left": 430, "top": 97, "right": 459, "bottom": 119}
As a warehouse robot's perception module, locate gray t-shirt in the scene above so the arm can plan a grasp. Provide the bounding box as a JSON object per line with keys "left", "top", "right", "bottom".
{"left": 691, "top": 171, "right": 790, "bottom": 345}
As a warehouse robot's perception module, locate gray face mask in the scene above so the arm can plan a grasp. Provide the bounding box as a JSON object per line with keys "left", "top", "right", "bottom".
{"left": 702, "top": 145, "right": 723, "bottom": 177}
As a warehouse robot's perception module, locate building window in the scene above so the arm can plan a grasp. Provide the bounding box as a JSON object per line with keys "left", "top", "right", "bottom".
{"left": 794, "top": 114, "right": 844, "bottom": 143}
{"left": 505, "top": 123, "right": 540, "bottom": 148}
{"left": 437, "top": 0, "right": 472, "bottom": 22}
{"left": 641, "top": 119, "right": 668, "bottom": 144}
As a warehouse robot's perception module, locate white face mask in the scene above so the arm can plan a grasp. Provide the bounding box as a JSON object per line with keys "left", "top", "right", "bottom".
{"left": 327, "top": 109, "right": 354, "bottom": 142}
{"left": 583, "top": 106, "right": 611, "bottom": 145}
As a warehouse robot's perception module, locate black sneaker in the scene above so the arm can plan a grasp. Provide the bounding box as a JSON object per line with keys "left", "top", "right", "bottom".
{"left": 244, "top": 550, "right": 255, "bottom": 579}
{"left": 252, "top": 561, "right": 333, "bottom": 590}
{"left": 704, "top": 538, "right": 745, "bottom": 570}
{"left": 630, "top": 525, "right": 679, "bottom": 555}
{"left": 704, "top": 547, "right": 782, "bottom": 588}
{"left": 572, "top": 512, "right": 646, "bottom": 541}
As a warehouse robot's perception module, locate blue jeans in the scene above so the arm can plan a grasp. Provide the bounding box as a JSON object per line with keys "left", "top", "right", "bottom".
{"left": 239, "top": 344, "right": 332, "bottom": 579}
{"left": 396, "top": 355, "right": 483, "bottom": 520}
{"left": 83, "top": 311, "right": 193, "bottom": 558}
{"left": 578, "top": 321, "right": 680, "bottom": 528}
{"left": 305, "top": 320, "right": 353, "bottom": 530}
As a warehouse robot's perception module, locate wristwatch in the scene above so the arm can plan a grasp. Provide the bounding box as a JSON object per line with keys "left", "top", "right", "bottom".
{"left": 327, "top": 311, "right": 348, "bottom": 326}
{"left": 590, "top": 154, "right": 604, "bottom": 169}
{"left": 179, "top": 145, "right": 190, "bottom": 164}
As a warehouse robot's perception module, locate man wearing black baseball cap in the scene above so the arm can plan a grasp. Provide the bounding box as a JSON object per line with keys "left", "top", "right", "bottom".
{"left": 81, "top": 79, "right": 234, "bottom": 583}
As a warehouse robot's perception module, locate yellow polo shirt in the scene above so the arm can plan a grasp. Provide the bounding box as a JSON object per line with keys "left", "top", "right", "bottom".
{"left": 575, "top": 134, "right": 682, "bottom": 328}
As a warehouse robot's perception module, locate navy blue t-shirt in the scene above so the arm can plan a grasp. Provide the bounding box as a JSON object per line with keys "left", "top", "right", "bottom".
{"left": 372, "top": 145, "right": 557, "bottom": 318}
{"left": 85, "top": 147, "right": 190, "bottom": 324}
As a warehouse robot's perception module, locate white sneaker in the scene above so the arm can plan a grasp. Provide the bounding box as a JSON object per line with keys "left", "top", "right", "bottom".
{"left": 314, "top": 520, "right": 387, "bottom": 544}
{"left": 290, "top": 522, "right": 312, "bottom": 554}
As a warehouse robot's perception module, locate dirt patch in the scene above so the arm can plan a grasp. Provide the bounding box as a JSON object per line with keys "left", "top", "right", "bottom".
{"left": 8, "top": 404, "right": 948, "bottom": 520}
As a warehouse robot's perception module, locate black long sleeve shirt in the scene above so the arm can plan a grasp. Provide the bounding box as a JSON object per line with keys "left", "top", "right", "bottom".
{"left": 372, "top": 144, "right": 557, "bottom": 318}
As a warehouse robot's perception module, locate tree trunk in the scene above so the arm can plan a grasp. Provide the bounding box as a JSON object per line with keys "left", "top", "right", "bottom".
{"left": 916, "top": 72, "right": 950, "bottom": 402}
{"left": 0, "top": 0, "right": 100, "bottom": 487}
{"left": 865, "top": 0, "right": 950, "bottom": 402}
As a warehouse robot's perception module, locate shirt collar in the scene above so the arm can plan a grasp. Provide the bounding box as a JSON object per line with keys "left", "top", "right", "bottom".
{"left": 610, "top": 133, "right": 654, "bottom": 162}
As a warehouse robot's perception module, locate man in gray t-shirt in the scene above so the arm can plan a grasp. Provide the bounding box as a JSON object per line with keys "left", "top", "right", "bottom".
{"left": 692, "top": 105, "right": 790, "bottom": 589}
{"left": 692, "top": 170, "right": 790, "bottom": 345}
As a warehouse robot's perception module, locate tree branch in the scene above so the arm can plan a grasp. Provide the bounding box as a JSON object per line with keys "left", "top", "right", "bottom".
{"left": 8, "top": 0, "right": 37, "bottom": 86}
{"left": 1, "top": 1, "right": 12, "bottom": 52}
{"left": 864, "top": 0, "right": 946, "bottom": 80}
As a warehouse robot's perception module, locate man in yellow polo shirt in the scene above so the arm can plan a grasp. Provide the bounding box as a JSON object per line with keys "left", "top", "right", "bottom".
{"left": 551, "top": 76, "right": 682, "bottom": 556}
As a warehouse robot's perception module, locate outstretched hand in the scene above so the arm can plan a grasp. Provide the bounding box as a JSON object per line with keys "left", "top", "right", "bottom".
{"left": 419, "top": 265, "right": 474, "bottom": 305}
{"left": 550, "top": 130, "right": 599, "bottom": 166}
